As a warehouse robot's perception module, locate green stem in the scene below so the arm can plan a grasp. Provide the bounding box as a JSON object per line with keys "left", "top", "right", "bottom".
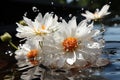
{"left": 9, "top": 41, "right": 18, "bottom": 50}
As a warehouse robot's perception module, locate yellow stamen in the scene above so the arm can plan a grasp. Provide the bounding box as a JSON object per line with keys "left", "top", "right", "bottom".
{"left": 34, "top": 25, "right": 46, "bottom": 35}
{"left": 41, "top": 25, "right": 46, "bottom": 30}
{"left": 62, "top": 37, "right": 78, "bottom": 52}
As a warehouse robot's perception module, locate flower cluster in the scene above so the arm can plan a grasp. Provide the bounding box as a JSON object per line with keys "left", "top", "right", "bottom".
{"left": 14, "top": 4, "right": 110, "bottom": 79}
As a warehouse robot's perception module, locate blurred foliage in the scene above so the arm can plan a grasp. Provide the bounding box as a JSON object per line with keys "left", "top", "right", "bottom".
{"left": 77, "top": 0, "right": 90, "bottom": 7}
{"left": 56, "top": 0, "right": 111, "bottom": 9}
{"left": 57, "top": 0, "right": 66, "bottom": 4}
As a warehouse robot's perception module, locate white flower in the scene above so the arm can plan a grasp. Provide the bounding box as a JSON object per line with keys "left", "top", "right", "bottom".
{"left": 42, "top": 17, "right": 103, "bottom": 68}
{"left": 16, "top": 12, "right": 60, "bottom": 40}
{"left": 81, "top": 4, "right": 110, "bottom": 20}
{"left": 15, "top": 39, "right": 42, "bottom": 67}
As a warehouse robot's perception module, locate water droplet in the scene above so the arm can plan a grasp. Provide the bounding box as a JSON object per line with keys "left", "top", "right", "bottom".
{"left": 8, "top": 51, "right": 11, "bottom": 53}
{"left": 9, "top": 53, "right": 13, "bottom": 56}
{"left": 91, "top": 1, "right": 93, "bottom": 4}
{"left": 24, "top": 12, "right": 27, "bottom": 16}
{"left": 114, "top": 23, "right": 118, "bottom": 27}
{"left": 81, "top": 8, "right": 84, "bottom": 10}
{"left": 5, "top": 52, "right": 8, "bottom": 54}
{"left": 60, "top": 17, "right": 63, "bottom": 20}
{"left": 88, "top": 69, "right": 93, "bottom": 73}
{"left": 69, "top": 14, "right": 72, "bottom": 17}
{"left": 51, "top": 2, "right": 54, "bottom": 5}
{"left": 96, "top": 8, "right": 99, "bottom": 12}
{"left": 115, "top": 15, "right": 119, "bottom": 18}
{"left": 32, "top": 6, "right": 39, "bottom": 12}
{"left": 51, "top": 12, "right": 54, "bottom": 14}
{"left": 109, "top": 2, "right": 111, "bottom": 4}
{"left": 5, "top": 50, "right": 13, "bottom": 56}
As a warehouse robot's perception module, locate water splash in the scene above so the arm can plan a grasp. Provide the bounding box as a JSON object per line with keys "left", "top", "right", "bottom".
{"left": 32, "top": 6, "right": 39, "bottom": 12}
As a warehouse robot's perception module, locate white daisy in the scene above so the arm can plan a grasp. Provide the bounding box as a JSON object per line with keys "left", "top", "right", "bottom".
{"left": 15, "top": 39, "right": 42, "bottom": 67}
{"left": 81, "top": 4, "right": 110, "bottom": 21}
{"left": 42, "top": 17, "right": 103, "bottom": 68}
{"left": 16, "top": 12, "right": 60, "bottom": 40}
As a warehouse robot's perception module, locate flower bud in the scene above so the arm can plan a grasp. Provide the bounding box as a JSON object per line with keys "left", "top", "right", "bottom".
{"left": 0, "top": 32, "right": 12, "bottom": 42}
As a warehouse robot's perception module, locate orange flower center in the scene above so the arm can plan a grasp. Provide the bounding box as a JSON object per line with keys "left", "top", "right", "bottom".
{"left": 27, "top": 49, "right": 38, "bottom": 65}
{"left": 27, "top": 49, "right": 38, "bottom": 58}
{"left": 62, "top": 37, "right": 78, "bottom": 52}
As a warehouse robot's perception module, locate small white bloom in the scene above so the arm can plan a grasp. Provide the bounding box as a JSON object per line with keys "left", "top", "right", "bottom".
{"left": 81, "top": 4, "right": 110, "bottom": 20}
{"left": 16, "top": 12, "right": 60, "bottom": 40}
{"left": 15, "top": 40, "right": 42, "bottom": 67}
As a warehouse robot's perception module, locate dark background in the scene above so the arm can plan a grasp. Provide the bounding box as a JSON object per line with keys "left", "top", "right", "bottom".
{"left": 0, "top": 0, "right": 120, "bottom": 34}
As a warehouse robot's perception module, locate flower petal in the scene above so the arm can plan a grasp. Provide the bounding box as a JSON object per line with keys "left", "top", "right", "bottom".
{"left": 98, "top": 4, "right": 110, "bottom": 17}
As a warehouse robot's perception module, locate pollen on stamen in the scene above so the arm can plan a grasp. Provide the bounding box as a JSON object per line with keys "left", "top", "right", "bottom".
{"left": 34, "top": 25, "right": 46, "bottom": 35}
{"left": 62, "top": 37, "right": 78, "bottom": 52}
{"left": 27, "top": 49, "right": 38, "bottom": 58}
{"left": 27, "top": 49, "right": 39, "bottom": 65}
{"left": 41, "top": 25, "right": 46, "bottom": 30}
